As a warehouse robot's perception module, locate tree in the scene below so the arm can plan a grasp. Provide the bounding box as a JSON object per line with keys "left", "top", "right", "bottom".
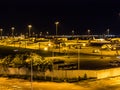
{"left": 42, "top": 58, "right": 53, "bottom": 71}
{"left": 1, "top": 55, "right": 12, "bottom": 67}
{"left": 25, "top": 53, "right": 43, "bottom": 71}
{"left": 25, "top": 53, "right": 53, "bottom": 71}
{"left": 11, "top": 54, "right": 23, "bottom": 68}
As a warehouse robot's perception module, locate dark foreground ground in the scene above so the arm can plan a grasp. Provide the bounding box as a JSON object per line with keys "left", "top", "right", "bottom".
{"left": 1, "top": 76, "right": 120, "bottom": 90}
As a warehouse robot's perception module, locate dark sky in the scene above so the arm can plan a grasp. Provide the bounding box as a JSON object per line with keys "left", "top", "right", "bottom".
{"left": 0, "top": 0, "right": 120, "bottom": 35}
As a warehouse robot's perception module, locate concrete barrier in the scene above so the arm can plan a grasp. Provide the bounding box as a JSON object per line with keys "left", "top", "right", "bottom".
{"left": 1, "top": 66, "right": 120, "bottom": 80}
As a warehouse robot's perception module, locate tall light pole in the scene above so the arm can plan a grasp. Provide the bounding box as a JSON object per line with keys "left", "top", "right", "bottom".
{"left": 28, "top": 25, "right": 32, "bottom": 38}
{"left": 39, "top": 32, "right": 42, "bottom": 36}
{"left": 72, "top": 30, "right": 74, "bottom": 35}
{"left": 55, "top": 21, "right": 59, "bottom": 36}
{"left": 78, "top": 46, "right": 80, "bottom": 70}
{"left": 87, "top": 29, "right": 90, "bottom": 39}
{"left": 11, "top": 27, "right": 15, "bottom": 38}
{"left": 72, "top": 30, "right": 74, "bottom": 39}
{"left": 31, "top": 58, "right": 33, "bottom": 90}
{"left": 51, "top": 44, "right": 54, "bottom": 81}
{"left": 107, "top": 28, "right": 110, "bottom": 35}
{"left": 0, "top": 29, "right": 3, "bottom": 40}
{"left": 87, "top": 29, "right": 90, "bottom": 35}
{"left": 46, "top": 31, "right": 49, "bottom": 35}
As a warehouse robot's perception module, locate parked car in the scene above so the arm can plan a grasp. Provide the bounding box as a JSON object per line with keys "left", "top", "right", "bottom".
{"left": 109, "top": 60, "right": 120, "bottom": 67}
{"left": 92, "top": 49, "right": 100, "bottom": 53}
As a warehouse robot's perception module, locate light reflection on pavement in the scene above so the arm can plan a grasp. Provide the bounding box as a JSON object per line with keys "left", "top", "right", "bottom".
{"left": 77, "top": 76, "right": 120, "bottom": 90}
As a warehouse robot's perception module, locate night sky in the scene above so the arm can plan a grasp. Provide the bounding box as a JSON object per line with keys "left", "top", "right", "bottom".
{"left": 0, "top": 0, "right": 120, "bottom": 35}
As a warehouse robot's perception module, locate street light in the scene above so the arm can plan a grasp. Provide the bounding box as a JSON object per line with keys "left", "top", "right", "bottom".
{"left": 72, "top": 30, "right": 74, "bottom": 35}
{"left": 46, "top": 31, "right": 49, "bottom": 35}
{"left": 72, "top": 30, "right": 74, "bottom": 39}
{"left": 87, "top": 29, "right": 90, "bottom": 39}
{"left": 39, "top": 32, "right": 42, "bottom": 36}
{"left": 11, "top": 27, "right": 15, "bottom": 38}
{"left": 107, "top": 29, "right": 110, "bottom": 35}
{"left": 87, "top": 29, "right": 90, "bottom": 35}
{"left": 0, "top": 29, "right": 3, "bottom": 40}
{"left": 55, "top": 21, "right": 59, "bottom": 36}
{"left": 78, "top": 46, "right": 80, "bottom": 70}
{"left": 31, "top": 58, "right": 33, "bottom": 90}
{"left": 28, "top": 25, "right": 32, "bottom": 37}
{"left": 51, "top": 44, "right": 54, "bottom": 81}
{"left": 44, "top": 47, "right": 48, "bottom": 51}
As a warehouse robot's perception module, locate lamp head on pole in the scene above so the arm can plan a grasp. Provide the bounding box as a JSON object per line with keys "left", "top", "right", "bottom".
{"left": 11, "top": 27, "right": 15, "bottom": 30}
{"left": 28, "top": 25, "right": 32, "bottom": 29}
{"left": 55, "top": 21, "right": 59, "bottom": 25}
{"left": 0, "top": 29, "right": 3, "bottom": 32}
